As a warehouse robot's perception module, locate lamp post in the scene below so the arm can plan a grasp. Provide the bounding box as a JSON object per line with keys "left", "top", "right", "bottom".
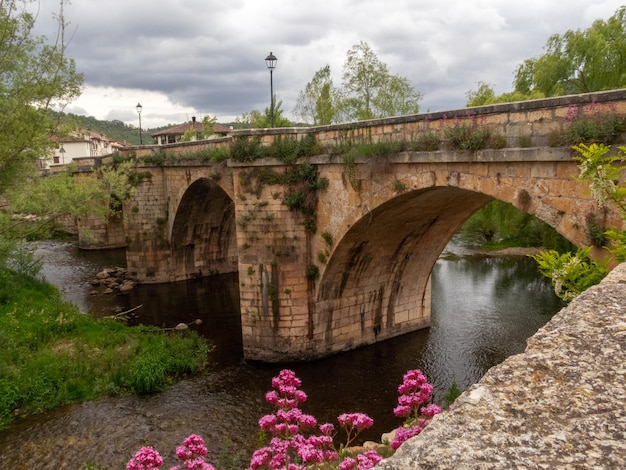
{"left": 136, "top": 103, "right": 143, "bottom": 144}
{"left": 265, "top": 52, "right": 277, "bottom": 127}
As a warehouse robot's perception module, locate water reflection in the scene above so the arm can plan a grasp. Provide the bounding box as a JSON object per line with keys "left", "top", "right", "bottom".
{"left": 0, "top": 241, "right": 565, "bottom": 469}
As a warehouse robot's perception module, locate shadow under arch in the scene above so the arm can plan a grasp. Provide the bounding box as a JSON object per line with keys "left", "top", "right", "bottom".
{"left": 316, "top": 186, "right": 494, "bottom": 354}
{"left": 170, "top": 178, "right": 238, "bottom": 280}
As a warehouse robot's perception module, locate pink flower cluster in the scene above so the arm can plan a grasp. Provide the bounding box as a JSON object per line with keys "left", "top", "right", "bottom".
{"left": 171, "top": 434, "right": 215, "bottom": 470}
{"left": 126, "top": 435, "right": 215, "bottom": 470}
{"left": 338, "top": 450, "right": 383, "bottom": 470}
{"left": 390, "top": 369, "right": 441, "bottom": 450}
{"left": 126, "top": 369, "right": 444, "bottom": 470}
{"left": 249, "top": 369, "right": 338, "bottom": 469}
{"left": 393, "top": 369, "right": 435, "bottom": 420}
{"left": 127, "top": 447, "right": 163, "bottom": 470}
{"left": 249, "top": 369, "right": 379, "bottom": 470}
{"left": 337, "top": 413, "right": 375, "bottom": 448}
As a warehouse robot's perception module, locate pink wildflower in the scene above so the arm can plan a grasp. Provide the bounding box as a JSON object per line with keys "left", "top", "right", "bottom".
{"left": 339, "top": 457, "right": 357, "bottom": 470}
{"left": 394, "top": 370, "right": 435, "bottom": 420}
{"left": 319, "top": 423, "right": 334, "bottom": 435}
{"left": 171, "top": 435, "right": 214, "bottom": 470}
{"left": 356, "top": 450, "right": 383, "bottom": 469}
{"left": 337, "top": 413, "right": 374, "bottom": 430}
{"left": 420, "top": 403, "right": 442, "bottom": 418}
{"left": 126, "top": 446, "right": 163, "bottom": 470}
{"left": 391, "top": 425, "right": 423, "bottom": 450}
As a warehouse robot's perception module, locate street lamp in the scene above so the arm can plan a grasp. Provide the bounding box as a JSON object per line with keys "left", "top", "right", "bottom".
{"left": 136, "top": 103, "right": 143, "bottom": 144}
{"left": 265, "top": 52, "right": 277, "bottom": 127}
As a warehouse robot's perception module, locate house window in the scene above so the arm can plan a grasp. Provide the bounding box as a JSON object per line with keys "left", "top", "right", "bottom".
{"left": 54, "top": 156, "right": 60, "bottom": 164}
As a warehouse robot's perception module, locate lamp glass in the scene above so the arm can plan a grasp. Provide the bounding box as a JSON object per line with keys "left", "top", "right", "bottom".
{"left": 265, "top": 52, "right": 277, "bottom": 70}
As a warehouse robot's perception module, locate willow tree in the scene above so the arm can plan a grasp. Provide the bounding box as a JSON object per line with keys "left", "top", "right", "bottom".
{"left": 466, "top": 6, "right": 626, "bottom": 106}
{"left": 515, "top": 6, "right": 626, "bottom": 96}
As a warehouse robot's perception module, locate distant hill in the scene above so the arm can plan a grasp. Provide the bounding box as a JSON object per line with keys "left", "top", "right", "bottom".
{"left": 52, "top": 112, "right": 244, "bottom": 145}
{"left": 52, "top": 112, "right": 170, "bottom": 145}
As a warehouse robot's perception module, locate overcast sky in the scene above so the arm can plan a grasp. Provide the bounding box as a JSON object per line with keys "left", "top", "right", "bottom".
{"left": 33, "top": 0, "right": 625, "bottom": 129}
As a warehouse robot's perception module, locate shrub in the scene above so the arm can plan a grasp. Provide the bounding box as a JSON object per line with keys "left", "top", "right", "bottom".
{"left": 489, "top": 134, "right": 507, "bottom": 149}
{"left": 445, "top": 124, "right": 490, "bottom": 151}
{"left": 412, "top": 132, "right": 440, "bottom": 151}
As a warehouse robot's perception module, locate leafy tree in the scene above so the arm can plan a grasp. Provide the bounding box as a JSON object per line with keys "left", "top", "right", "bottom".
{"left": 466, "top": 82, "right": 498, "bottom": 107}
{"left": 515, "top": 7, "right": 626, "bottom": 96}
{"left": 467, "top": 7, "right": 626, "bottom": 106}
{"left": 294, "top": 65, "right": 338, "bottom": 125}
{"left": 236, "top": 98, "right": 292, "bottom": 128}
{"left": 0, "top": 0, "right": 82, "bottom": 193}
{"left": 460, "top": 199, "right": 574, "bottom": 252}
{"left": 373, "top": 74, "right": 423, "bottom": 118}
{"left": 294, "top": 41, "right": 422, "bottom": 124}
{"left": 339, "top": 41, "right": 422, "bottom": 121}
{"left": 531, "top": 247, "right": 609, "bottom": 301}
{"left": 465, "top": 81, "right": 543, "bottom": 107}
{"left": 0, "top": 0, "right": 83, "bottom": 268}
{"left": 3, "top": 160, "right": 137, "bottom": 239}
{"left": 339, "top": 41, "right": 389, "bottom": 121}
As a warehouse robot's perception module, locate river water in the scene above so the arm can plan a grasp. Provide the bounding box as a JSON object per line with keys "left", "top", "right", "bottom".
{"left": 0, "top": 240, "right": 565, "bottom": 469}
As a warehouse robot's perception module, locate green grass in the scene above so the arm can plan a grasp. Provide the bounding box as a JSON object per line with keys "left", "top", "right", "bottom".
{"left": 0, "top": 268, "right": 210, "bottom": 430}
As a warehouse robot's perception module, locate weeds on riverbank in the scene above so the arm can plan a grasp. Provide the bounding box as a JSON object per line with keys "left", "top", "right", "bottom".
{"left": 0, "top": 268, "right": 210, "bottom": 431}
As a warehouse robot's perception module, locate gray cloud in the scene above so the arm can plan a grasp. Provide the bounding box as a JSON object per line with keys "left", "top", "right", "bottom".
{"left": 34, "top": 0, "right": 626, "bottom": 126}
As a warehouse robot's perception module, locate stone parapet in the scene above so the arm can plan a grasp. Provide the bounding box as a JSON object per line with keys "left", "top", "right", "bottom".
{"left": 376, "top": 263, "right": 626, "bottom": 469}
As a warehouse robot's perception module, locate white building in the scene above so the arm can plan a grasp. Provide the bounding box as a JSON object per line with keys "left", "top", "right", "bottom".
{"left": 42, "top": 129, "right": 126, "bottom": 169}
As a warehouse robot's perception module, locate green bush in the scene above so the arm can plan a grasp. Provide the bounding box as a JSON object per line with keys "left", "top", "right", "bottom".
{"left": 445, "top": 125, "right": 490, "bottom": 151}
{"left": 0, "top": 269, "right": 209, "bottom": 430}
{"left": 412, "top": 132, "right": 440, "bottom": 151}
{"left": 566, "top": 113, "right": 625, "bottom": 145}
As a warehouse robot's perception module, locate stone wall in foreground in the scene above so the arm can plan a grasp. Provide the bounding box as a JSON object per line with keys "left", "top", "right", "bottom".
{"left": 377, "top": 263, "right": 626, "bottom": 469}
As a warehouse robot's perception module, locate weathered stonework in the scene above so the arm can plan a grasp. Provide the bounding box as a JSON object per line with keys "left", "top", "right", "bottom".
{"left": 376, "top": 263, "right": 626, "bottom": 469}
{"left": 106, "top": 89, "right": 626, "bottom": 361}
{"left": 76, "top": 213, "right": 125, "bottom": 249}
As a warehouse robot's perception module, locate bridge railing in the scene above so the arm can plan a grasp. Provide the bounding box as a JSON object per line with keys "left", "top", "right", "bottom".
{"left": 114, "top": 89, "right": 626, "bottom": 164}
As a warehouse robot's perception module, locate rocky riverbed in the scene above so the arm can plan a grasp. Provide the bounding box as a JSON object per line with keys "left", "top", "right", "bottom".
{"left": 89, "top": 266, "right": 136, "bottom": 295}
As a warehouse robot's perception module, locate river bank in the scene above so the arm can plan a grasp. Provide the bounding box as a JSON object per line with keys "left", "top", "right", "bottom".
{"left": 0, "top": 267, "right": 210, "bottom": 432}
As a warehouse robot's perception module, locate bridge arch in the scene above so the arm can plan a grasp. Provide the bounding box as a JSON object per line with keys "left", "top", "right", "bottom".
{"left": 316, "top": 186, "right": 492, "bottom": 352}
{"left": 169, "top": 177, "right": 238, "bottom": 280}
{"left": 313, "top": 157, "right": 600, "bottom": 355}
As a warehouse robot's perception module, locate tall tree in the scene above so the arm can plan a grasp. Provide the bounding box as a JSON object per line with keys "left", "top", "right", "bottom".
{"left": 0, "top": 0, "right": 83, "bottom": 268}
{"left": 513, "top": 6, "right": 626, "bottom": 96}
{"left": 340, "top": 41, "right": 389, "bottom": 120}
{"left": 339, "top": 41, "right": 422, "bottom": 121}
{"left": 373, "top": 73, "right": 423, "bottom": 117}
{"left": 294, "top": 41, "right": 422, "bottom": 124}
{"left": 294, "top": 65, "right": 338, "bottom": 125}
{"left": 0, "top": 0, "right": 83, "bottom": 193}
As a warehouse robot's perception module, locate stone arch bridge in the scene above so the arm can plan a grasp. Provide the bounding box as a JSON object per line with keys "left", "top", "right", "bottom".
{"left": 86, "top": 89, "right": 626, "bottom": 362}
